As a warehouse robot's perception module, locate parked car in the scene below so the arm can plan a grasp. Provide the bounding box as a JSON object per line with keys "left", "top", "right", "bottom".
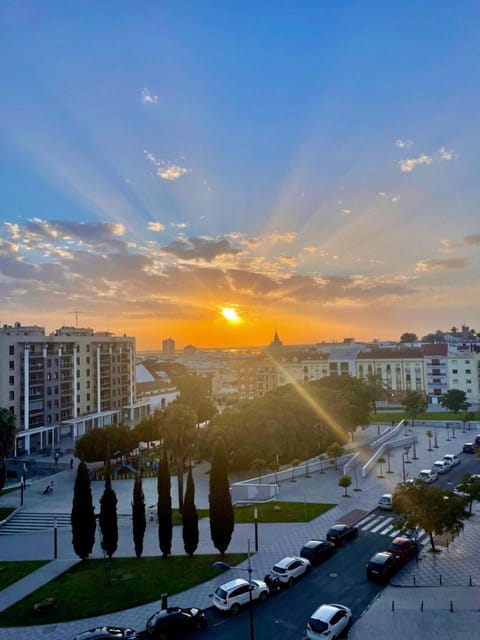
{"left": 366, "top": 551, "right": 403, "bottom": 583}
{"left": 269, "top": 556, "right": 311, "bottom": 586}
{"left": 326, "top": 523, "right": 359, "bottom": 546}
{"left": 72, "top": 627, "right": 138, "bottom": 640}
{"left": 475, "top": 435, "right": 480, "bottom": 447}
{"left": 212, "top": 578, "right": 269, "bottom": 614}
{"left": 463, "top": 442, "right": 475, "bottom": 453}
{"left": 433, "top": 460, "right": 451, "bottom": 474}
{"left": 306, "top": 603, "right": 352, "bottom": 640}
{"left": 300, "top": 539, "right": 336, "bottom": 565}
{"left": 378, "top": 493, "right": 393, "bottom": 509}
{"left": 387, "top": 536, "right": 418, "bottom": 561}
{"left": 146, "top": 606, "right": 207, "bottom": 638}
{"left": 418, "top": 469, "right": 438, "bottom": 483}
{"left": 453, "top": 474, "right": 480, "bottom": 497}
{"left": 443, "top": 454, "right": 460, "bottom": 467}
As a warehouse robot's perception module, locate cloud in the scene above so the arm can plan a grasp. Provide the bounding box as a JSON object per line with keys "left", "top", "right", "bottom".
{"left": 339, "top": 208, "right": 352, "bottom": 216}
{"left": 416, "top": 257, "right": 470, "bottom": 272}
{"left": 399, "top": 154, "right": 433, "bottom": 172}
{"left": 395, "top": 139, "right": 413, "bottom": 148}
{"left": 147, "top": 222, "right": 165, "bottom": 232}
{"left": 158, "top": 165, "right": 190, "bottom": 180}
{"left": 141, "top": 88, "right": 159, "bottom": 104}
{"left": 464, "top": 235, "right": 480, "bottom": 246}
{"left": 170, "top": 222, "right": 188, "bottom": 229}
{"left": 266, "top": 231, "right": 298, "bottom": 245}
{"left": 377, "top": 192, "right": 400, "bottom": 203}
{"left": 441, "top": 234, "right": 480, "bottom": 249}
{"left": 439, "top": 146, "right": 458, "bottom": 161}
{"left": 161, "top": 236, "right": 241, "bottom": 262}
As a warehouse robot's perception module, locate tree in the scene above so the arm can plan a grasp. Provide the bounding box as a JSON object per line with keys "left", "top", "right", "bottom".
{"left": 400, "top": 332, "right": 418, "bottom": 343}
{"left": 462, "top": 411, "right": 476, "bottom": 431}
{"left": 99, "top": 463, "right": 118, "bottom": 559}
{"left": 71, "top": 460, "right": 96, "bottom": 560}
{"left": 182, "top": 465, "right": 199, "bottom": 557}
{"left": 364, "top": 373, "right": 389, "bottom": 414}
{"left": 377, "top": 457, "right": 386, "bottom": 478}
{"left": 338, "top": 474, "right": 352, "bottom": 497}
{"left": 209, "top": 437, "right": 234, "bottom": 555}
{"left": 157, "top": 446, "right": 172, "bottom": 558}
{"left": 132, "top": 475, "right": 146, "bottom": 558}
{"left": 0, "top": 409, "right": 16, "bottom": 491}
{"left": 75, "top": 424, "right": 137, "bottom": 463}
{"left": 163, "top": 402, "right": 197, "bottom": 512}
{"left": 401, "top": 391, "right": 427, "bottom": 426}
{"left": 426, "top": 429, "right": 433, "bottom": 451}
{"left": 327, "top": 442, "right": 344, "bottom": 470}
{"left": 133, "top": 411, "right": 164, "bottom": 447}
{"left": 455, "top": 473, "right": 480, "bottom": 515}
{"left": 252, "top": 458, "right": 267, "bottom": 483}
{"left": 440, "top": 389, "right": 470, "bottom": 414}
{"left": 392, "top": 482, "right": 466, "bottom": 552}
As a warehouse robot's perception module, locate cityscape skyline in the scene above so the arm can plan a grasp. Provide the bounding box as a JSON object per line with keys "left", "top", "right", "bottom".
{"left": 1, "top": 2, "right": 479, "bottom": 350}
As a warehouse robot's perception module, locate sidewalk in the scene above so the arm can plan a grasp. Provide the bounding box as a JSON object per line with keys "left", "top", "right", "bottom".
{"left": 0, "top": 422, "right": 479, "bottom": 639}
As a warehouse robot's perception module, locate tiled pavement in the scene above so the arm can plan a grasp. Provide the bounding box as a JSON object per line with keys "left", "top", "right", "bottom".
{"left": 1, "top": 422, "right": 480, "bottom": 639}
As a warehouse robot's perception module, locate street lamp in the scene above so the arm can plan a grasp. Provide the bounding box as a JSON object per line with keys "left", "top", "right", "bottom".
{"left": 213, "top": 538, "right": 255, "bottom": 640}
{"left": 53, "top": 517, "right": 58, "bottom": 559}
{"left": 402, "top": 451, "right": 407, "bottom": 483}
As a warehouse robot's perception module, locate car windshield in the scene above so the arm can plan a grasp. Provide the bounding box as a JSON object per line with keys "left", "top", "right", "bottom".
{"left": 308, "top": 618, "right": 328, "bottom": 633}
{"left": 389, "top": 543, "right": 404, "bottom": 552}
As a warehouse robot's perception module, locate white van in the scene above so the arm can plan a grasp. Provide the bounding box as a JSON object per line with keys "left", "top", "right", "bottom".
{"left": 418, "top": 469, "right": 438, "bottom": 483}
{"left": 443, "top": 454, "right": 460, "bottom": 467}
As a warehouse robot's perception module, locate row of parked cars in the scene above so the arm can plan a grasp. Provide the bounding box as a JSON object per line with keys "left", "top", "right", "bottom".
{"left": 366, "top": 535, "right": 418, "bottom": 582}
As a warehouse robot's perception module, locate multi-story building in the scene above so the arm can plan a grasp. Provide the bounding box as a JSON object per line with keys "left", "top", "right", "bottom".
{"left": 0, "top": 322, "right": 139, "bottom": 455}
{"left": 162, "top": 337, "right": 176, "bottom": 360}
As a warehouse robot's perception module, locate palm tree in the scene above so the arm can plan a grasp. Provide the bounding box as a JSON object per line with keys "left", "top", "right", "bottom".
{"left": 163, "top": 402, "right": 197, "bottom": 512}
{"left": 0, "top": 409, "right": 16, "bottom": 491}
{"left": 426, "top": 429, "right": 433, "bottom": 451}
{"left": 377, "top": 457, "right": 386, "bottom": 478}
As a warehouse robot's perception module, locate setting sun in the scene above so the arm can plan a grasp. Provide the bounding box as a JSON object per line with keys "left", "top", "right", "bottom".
{"left": 222, "top": 307, "right": 241, "bottom": 323}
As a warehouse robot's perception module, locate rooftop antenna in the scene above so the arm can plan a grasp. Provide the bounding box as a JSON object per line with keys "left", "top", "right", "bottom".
{"left": 68, "top": 310, "right": 90, "bottom": 328}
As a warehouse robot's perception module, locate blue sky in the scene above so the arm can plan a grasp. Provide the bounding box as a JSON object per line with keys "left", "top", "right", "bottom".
{"left": 0, "top": 1, "right": 479, "bottom": 348}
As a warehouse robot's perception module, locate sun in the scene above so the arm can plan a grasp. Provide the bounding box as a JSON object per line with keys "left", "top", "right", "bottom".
{"left": 221, "top": 307, "right": 241, "bottom": 323}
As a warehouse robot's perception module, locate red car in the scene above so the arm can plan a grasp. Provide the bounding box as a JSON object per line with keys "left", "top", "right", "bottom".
{"left": 387, "top": 536, "right": 418, "bottom": 561}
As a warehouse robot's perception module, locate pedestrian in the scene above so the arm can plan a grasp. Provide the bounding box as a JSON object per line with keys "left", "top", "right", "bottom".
{"left": 54, "top": 452, "right": 59, "bottom": 466}
{"left": 70, "top": 457, "right": 74, "bottom": 469}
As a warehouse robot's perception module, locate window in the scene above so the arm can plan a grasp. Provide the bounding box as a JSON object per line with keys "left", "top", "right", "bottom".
{"left": 452, "top": 369, "right": 458, "bottom": 374}
{"left": 467, "top": 388, "right": 472, "bottom": 393}
{"left": 9, "top": 361, "right": 14, "bottom": 370}
{"left": 465, "top": 369, "right": 471, "bottom": 374}
{"left": 9, "top": 345, "right": 14, "bottom": 355}
{"left": 9, "top": 376, "right": 14, "bottom": 385}
{"left": 466, "top": 380, "right": 471, "bottom": 384}
{"left": 9, "top": 391, "right": 14, "bottom": 401}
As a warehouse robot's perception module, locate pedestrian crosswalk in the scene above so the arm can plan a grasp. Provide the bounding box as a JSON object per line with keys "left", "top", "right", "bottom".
{"left": 356, "top": 512, "right": 427, "bottom": 544}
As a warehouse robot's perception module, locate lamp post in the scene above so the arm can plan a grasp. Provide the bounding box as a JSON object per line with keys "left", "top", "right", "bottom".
{"left": 213, "top": 538, "right": 255, "bottom": 640}
{"left": 53, "top": 517, "right": 58, "bottom": 559}
{"left": 446, "top": 423, "right": 451, "bottom": 441}
{"left": 434, "top": 425, "right": 439, "bottom": 448}
{"left": 254, "top": 508, "right": 259, "bottom": 552}
{"left": 452, "top": 422, "right": 456, "bottom": 439}
{"left": 20, "top": 477, "right": 24, "bottom": 507}
{"left": 386, "top": 449, "right": 393, "bottom": 474}
{"left": 402, "top": 451, "right": 407, "bottom": 483}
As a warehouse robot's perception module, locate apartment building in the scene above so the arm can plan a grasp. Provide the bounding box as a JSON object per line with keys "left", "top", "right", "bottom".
{"left": 0, "top": 322, "right": 138, "bottom": 455}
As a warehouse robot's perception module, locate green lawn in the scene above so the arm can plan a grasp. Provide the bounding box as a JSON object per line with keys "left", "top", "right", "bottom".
{"left": 0, "top": 560, "right": 48, "bottom": 591}
{"left": 0, "top": 507, "right": 15, "bottom": 521}
{"left": 0, "top": 554, "right": 246, "bottom": 627}
{"left": 234, "top": 501, "right": 335, "bottom": 523}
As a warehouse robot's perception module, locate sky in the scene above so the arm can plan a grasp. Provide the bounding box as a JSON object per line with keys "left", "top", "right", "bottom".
{"left": 0, "top": 1, "right": 479, "bottom": 349}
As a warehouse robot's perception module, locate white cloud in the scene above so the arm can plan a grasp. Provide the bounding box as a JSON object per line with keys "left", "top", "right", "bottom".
{"left": 158, "top": 165, "right": 190, "bottom": 180}
{"left": 147, "top": 222, "right": 165, "bottom": 232}
{"left": 439, "top": 146, "right": 458, "bottom": 161}
{"left": 395, "top": 139, "right": 413, "bottom": 148}
{"left": 141, "top": 88, "right": 159, "bottom": 104}
{"left": 377, "top": 192, "right": 400, "bottom": 203}
{"left": 399, "top": 154, "right": 433, "bottom": 172}
{"left": 170, "top": 222, "right": 188, "bottom": 229}
{"left": 339, "top": 208, "right": 352, "bottom": 216}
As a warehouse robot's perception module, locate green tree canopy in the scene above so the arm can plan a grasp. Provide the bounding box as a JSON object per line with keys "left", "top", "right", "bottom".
{"left": 401, "top": 391, "right": 427, "bottom": 425}
{"left": 163, "top": 401, "right": 197, "bottom": 512}
{"left": 75, "top": 424, "right": 138, "bottom": 463}
{"left": 182, "top": 465, "right": 199, "bottom": 557}
{"left": 400, "top": 332, "right": 418, "bottom": 343}
{"left": 440, "top": 389, "right": 470, "bottom": 414}
{"left": 209, "top": 437, "right": 234, "bottom": 555}
{"left": 71, "top": 461, "right": 96, "bottom": 560}
{"left": 0, "top": 408, "right": 16, "bottom": 491}
{"left": 99, "top": 465, "right": 118, "bottom": 560}
{"left": 132, "top": 475, "right": 146, "bottom": 558}
{"left": 157, "top": 446, "right": 172, "bottom": 558}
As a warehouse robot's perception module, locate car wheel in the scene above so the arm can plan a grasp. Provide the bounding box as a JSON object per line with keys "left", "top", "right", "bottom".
{"left": 231, "top": 603, "right": 240, "bottom": 615}
{"left": 288, "top": 577, "right": 294, "bottom": 587}
{"left": 259, "top": 590, "right": 268, "bottom": 602}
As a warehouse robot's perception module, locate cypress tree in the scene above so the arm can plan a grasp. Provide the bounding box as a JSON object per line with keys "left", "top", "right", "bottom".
{"left": 209, "top": 437, "right": 234, "bottom": 555}
{"left": 182, "top": 465, "right": 199, "bottom": 557}
{"left": 132, "top": 474, "right": 146, "bottom": 558}
{"left": 157, "top": 446, "right": 172, "bottom": 557}
{"left": 99, "top": 464, "right": 118, "bottom": 559}
{"left": 71, "top": 460, "right": 96, "bottom": 559}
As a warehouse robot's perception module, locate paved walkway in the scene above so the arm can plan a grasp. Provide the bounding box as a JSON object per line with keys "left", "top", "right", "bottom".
{"left": 0, "top": 421, "right": 479, "bottom": 639}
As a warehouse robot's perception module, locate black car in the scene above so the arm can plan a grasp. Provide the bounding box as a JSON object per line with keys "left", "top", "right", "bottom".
{"left": 366, "top": 551, "right": 403, "bottom": 583}
{"left": 300, "top": 539, "right": 336, "bottom": 564}
{"left": 326, "top": 523, "right": 359, "bottom": 546}
{"left": 72, "top": 627, "right": 138, "bottom": 640}
{"left": 146, "top": 606, "right": 207, "bottom": 638}
{"left": 463, "top": 442, "right": 475, "bottom": 453}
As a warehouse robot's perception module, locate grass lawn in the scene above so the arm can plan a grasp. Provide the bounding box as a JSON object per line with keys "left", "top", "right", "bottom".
{"left": 171, "top": 508, "right": 209, "bottom": 526}
{"left": 234, "top": 501, "right": 335, "bottom": 523}
{"left": 0, "top": 507, "right": 15, "bottom": 521}
{"left": 0, "top": 560, "right": 48, "bottom": 591}
{"left": 0, "top": 553, "right": 246, "bottom": 627}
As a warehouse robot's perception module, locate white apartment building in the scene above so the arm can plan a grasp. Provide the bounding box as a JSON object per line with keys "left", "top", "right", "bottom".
{"left": 0, "top": 322, "right": 141, "bottom": 455}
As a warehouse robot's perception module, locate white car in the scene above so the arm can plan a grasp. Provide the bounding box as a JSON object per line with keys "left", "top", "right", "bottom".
{"left": 443, "top": 454, "right": 460, "bottom": 467}
{"left": 418, "top": 469, "right": 438, "bottom": 483}
{"left": 378, "top": 493, "right": 393, "bottom": 510}
{"left": 212, "top": 578, "right": 268, "bottom": 614}
{"left": 306, "top": 603, "right": 352, "bottom": 639}
{"left": 270, "top": 556, "right": 311, "bottom": 586}
{"left": 433, "top": 460, "right": 451, "bottom": 474}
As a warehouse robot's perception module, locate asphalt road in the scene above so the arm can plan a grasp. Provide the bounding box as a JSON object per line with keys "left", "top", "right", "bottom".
{"left": 185, "top": 530, "right": 398, "bottom": 640}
